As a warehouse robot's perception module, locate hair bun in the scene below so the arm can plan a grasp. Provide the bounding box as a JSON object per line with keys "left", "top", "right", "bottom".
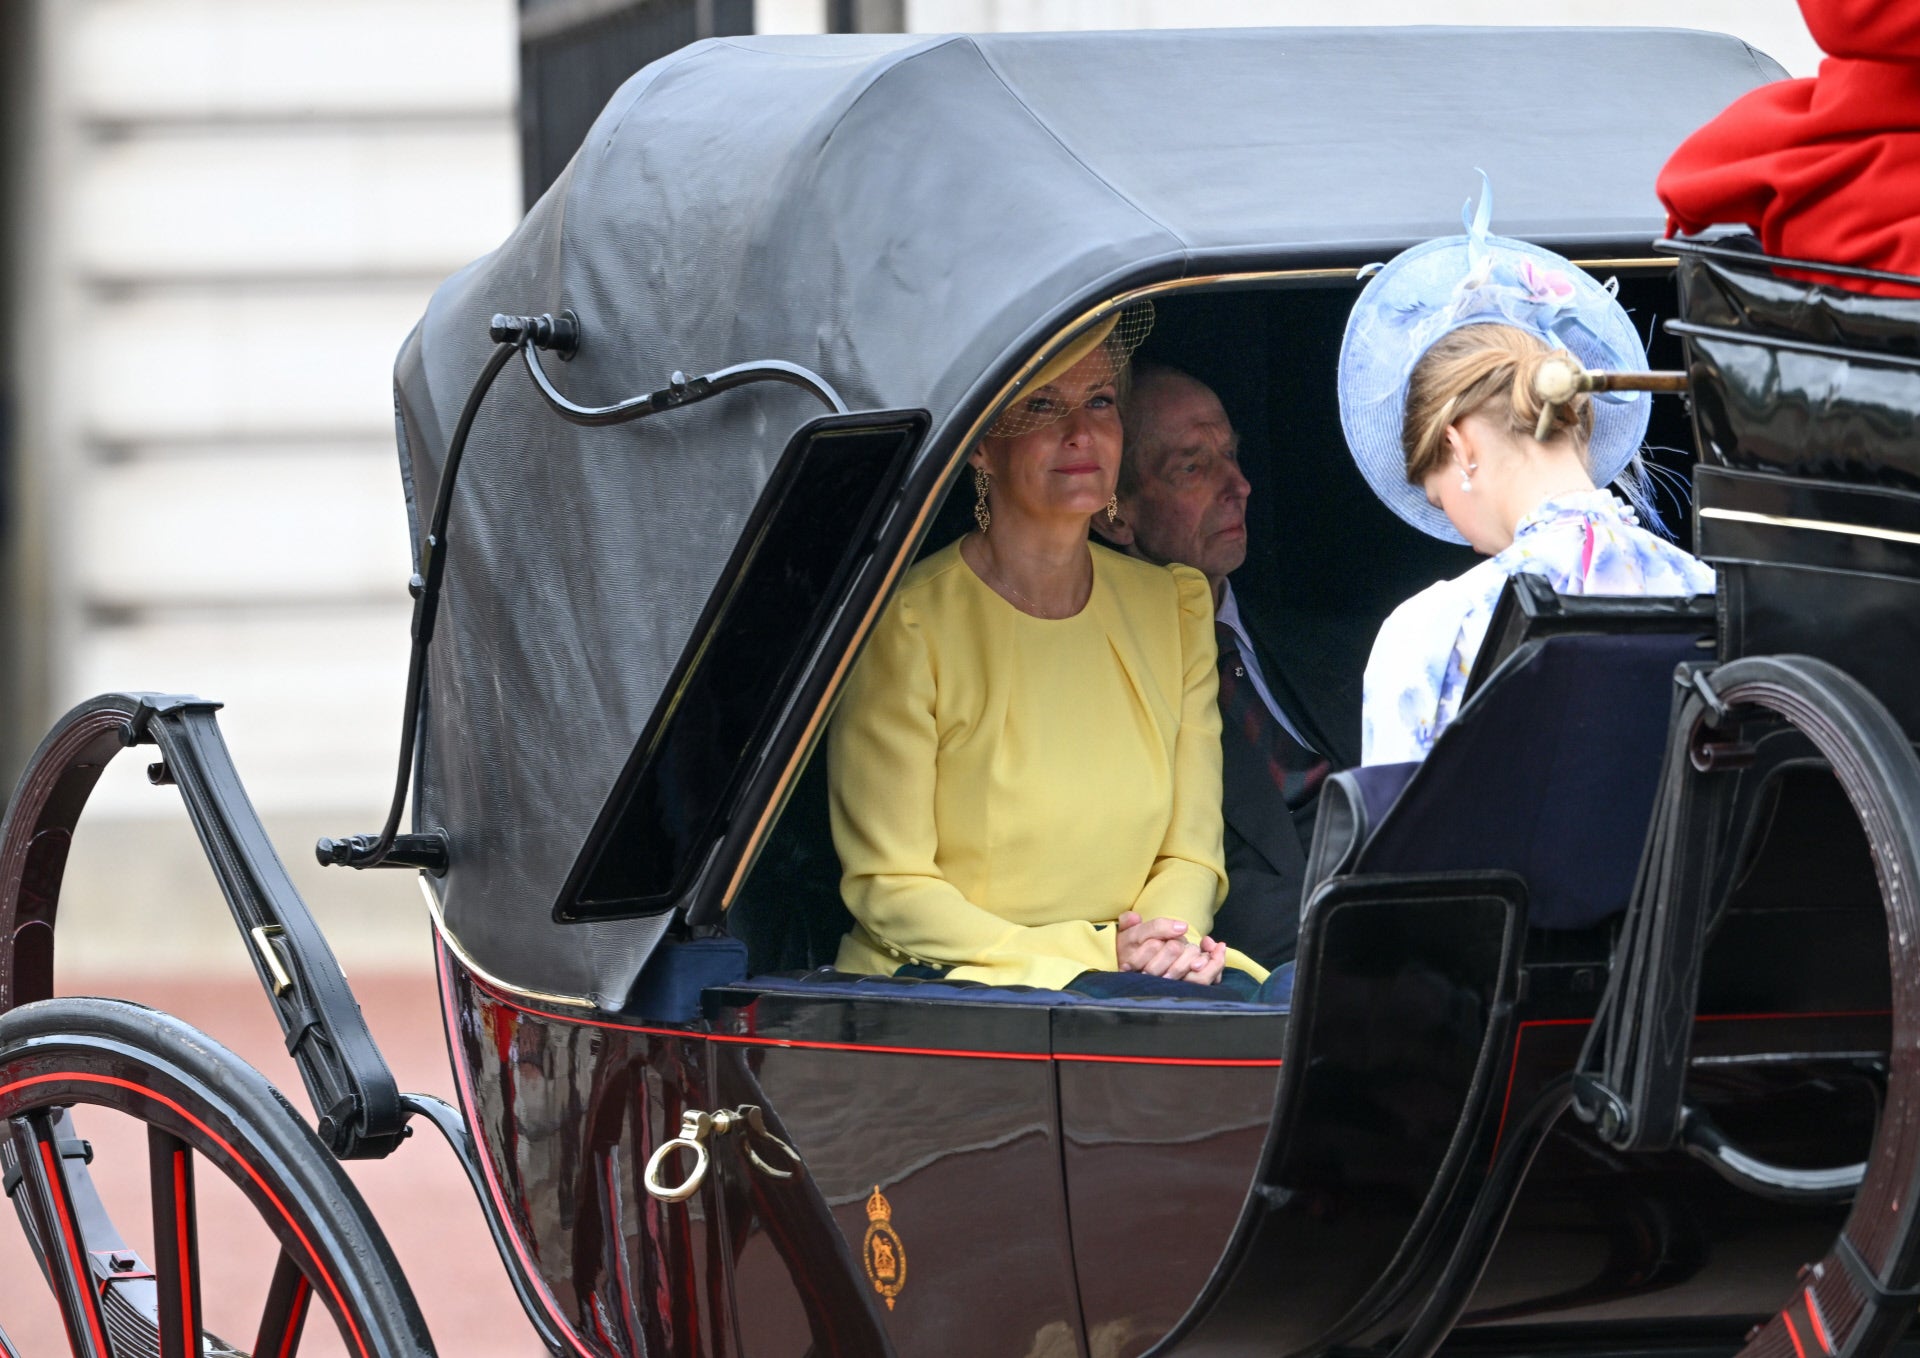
{"left": 1400, "top": 324, "right": 1596, "bottom": 485}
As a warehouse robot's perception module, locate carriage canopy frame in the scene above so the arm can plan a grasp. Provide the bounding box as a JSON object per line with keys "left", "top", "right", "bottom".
{"left": 391, "top": 24, "right": 1785, "bottom": 1006}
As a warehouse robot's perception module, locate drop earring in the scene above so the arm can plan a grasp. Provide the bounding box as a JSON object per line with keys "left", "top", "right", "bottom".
{"left": 973, "top": 467, "right": 992, "bottom": 532}
{"left": 1459, "top": 462, "right": 1476, "bottom": 493}
{"left": 1105, "top": 495, "right": 1118, "bottom": 525}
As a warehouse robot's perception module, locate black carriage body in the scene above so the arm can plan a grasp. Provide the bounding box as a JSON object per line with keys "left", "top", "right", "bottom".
{"left": 393, "top": 24, "right": 1782, "bottom": 1005}
{"left": 371, "top": 24, "right": 1907, "bottom": 1358}
{"left": 438, "top": 913, "right": 1889, "bottom": 1358}
{"left": 15, "top": 22, "right": 1919, "bottom": 1358}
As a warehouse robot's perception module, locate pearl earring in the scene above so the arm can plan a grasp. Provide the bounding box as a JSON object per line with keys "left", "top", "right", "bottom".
{"left": 1459, "top": 461, "right": 1477, "bottom": 493}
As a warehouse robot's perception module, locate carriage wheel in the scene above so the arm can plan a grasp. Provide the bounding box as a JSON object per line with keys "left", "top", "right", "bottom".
{"left": 1697, "top": 657, "right": 1920, "bottom": 1358}
{"left": 0, "top": 997, "right": 431, "bottom": 1358}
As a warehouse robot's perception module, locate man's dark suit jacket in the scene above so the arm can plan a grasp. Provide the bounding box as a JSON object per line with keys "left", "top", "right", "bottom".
{"left": 1209, "top": 599, "right": 1355, "bottom": 972}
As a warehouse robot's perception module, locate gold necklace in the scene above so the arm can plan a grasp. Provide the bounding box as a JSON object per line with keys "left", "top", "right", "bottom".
{"left": 967, "top": 534, "right": 1089, "bottom": 619}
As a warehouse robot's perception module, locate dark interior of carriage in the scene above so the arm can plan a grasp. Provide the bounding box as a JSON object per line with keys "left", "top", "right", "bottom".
{"left": 726, "top": 270, "right": 1709, "bottom": 980}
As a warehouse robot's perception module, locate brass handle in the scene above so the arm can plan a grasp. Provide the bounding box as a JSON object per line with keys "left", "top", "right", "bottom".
{"left": 641, "top": 1105, "right": 803, "bottom": 1203}
{"left": 644, "top": 1111, "right": 713, "bottom": 1202}
{"left": 737, "top": 1104, "right": 801, "bottom": 1181}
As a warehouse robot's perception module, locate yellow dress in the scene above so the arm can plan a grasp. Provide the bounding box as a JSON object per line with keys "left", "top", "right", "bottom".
{"left": 828, "top": 539, "right": 1264, "bottom": 990}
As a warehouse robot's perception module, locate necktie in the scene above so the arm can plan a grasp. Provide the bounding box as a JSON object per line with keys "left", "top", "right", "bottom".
{"left": 1215, "top": 622, "right": 1329, "bottom": 811}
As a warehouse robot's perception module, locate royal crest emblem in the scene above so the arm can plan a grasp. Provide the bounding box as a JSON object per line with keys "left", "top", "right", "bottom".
{"left": 863, "top": 1184, "right": 907, "bottom": 1310}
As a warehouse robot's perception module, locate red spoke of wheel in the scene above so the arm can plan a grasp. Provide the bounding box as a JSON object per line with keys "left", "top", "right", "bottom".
{"left": 0, "top": 1070, "right": 371, "bottom": 1358}
{"left": 148, "top": 1126, "right": 203, "bottom": 1358}
{"left": 9, "top": 1112, "right": 110, "bottom": 1358}
{"left": 254, "top": 1250, "right": 314, "bottom": 1358}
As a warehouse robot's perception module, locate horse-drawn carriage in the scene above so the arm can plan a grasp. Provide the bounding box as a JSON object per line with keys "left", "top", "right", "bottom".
{"left": 6, "top": 23, "right": 1920, "bottom": 1358}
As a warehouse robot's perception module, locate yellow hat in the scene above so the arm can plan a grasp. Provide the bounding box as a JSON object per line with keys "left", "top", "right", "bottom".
{"left": 990, "top": 301, "right": 1154, "bottom": 438}
{"left": 1027, "top": 312, "right": 1122, "bottom": 392}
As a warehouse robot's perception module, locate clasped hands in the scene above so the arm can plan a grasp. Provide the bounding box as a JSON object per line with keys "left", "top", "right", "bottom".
{"left": 1113, "top": 910, "right": 1226, "bottom": 985}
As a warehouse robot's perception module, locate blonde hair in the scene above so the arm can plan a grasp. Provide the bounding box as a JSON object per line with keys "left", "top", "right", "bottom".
{"left": 1401, "top": 324, "right": 1592, "bottom": 485}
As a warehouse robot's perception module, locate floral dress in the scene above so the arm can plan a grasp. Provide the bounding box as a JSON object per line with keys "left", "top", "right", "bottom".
{"left": 1360, "top": 490, "right": 1716, "bottom": 765}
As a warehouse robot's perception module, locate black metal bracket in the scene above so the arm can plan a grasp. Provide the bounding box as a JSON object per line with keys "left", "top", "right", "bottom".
{"left": 109, "top": 694, "right": 410, "bottom": 1159}
{"left": 1576, "top": 655, "right": 1920, "bottom": 1167}
{"left": 0, "top": 692, "right": 408, "bottom": 1159}
{"left": 520, "top": 343, "right": 848, "bottom": 426}
{"left": 1683, "top": 663, "right": 1731, "bottom": 725}
{"left": 1, "top": 1135, "right": 89, "bottom": 1199}
{"left": 1837, "top": 1230, "right": 1920, "bottom": 1307}
{"left": 155, "top": 698, "right": 410, "bottom": 1157}
{"left": 319, "top": 310, "right": 849, "bottom": 872}
{"left": 488, "top": 309, "right": 578, "bottom": 358}
{"left": 314, "top": 832, "right": 448, "bottom": 873}
{"left": 1680, "top": 1104, "right": 1863, "bottom": 1203}
{"left": 399, "top": 1092, "right": 567, "bottom": 1354}
{"left": 1571, "top": 663, "right": 1736, "bottom": 1152}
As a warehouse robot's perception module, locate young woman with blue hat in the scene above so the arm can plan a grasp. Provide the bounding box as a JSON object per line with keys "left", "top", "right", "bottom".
{"left": 1339, "top": 182, "right": 1715, "bottom": 765}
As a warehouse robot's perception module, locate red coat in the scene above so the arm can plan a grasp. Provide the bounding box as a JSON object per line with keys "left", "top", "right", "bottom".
{"left": 1657, "top": 0, "right": 1920, "bottom": 296}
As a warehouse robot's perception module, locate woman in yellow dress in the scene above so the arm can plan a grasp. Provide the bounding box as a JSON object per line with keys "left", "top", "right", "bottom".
{"left": 827, "top": 308, "right": 1270, "bottom": 997}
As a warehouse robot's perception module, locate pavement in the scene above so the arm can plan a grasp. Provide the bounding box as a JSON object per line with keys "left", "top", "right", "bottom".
{"left": 0, "top": 968, "right": 541, "bottom": 1356}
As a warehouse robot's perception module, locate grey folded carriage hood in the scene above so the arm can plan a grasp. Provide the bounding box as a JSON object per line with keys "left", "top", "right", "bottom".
{"left": 390, "top": 26, "right": 1784, "bottom": 1005}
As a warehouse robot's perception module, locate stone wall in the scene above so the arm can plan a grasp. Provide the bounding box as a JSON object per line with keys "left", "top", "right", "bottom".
{"left": 10, "top": 0, "right": 517, "bottom": 976}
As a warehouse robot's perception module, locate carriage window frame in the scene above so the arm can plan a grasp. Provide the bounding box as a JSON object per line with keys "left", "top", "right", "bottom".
{"left": 691, "top": 259, "right": 1690, "bottom": 926}
{"left": 555, "top": 409, "right": 928, "bottom": 923}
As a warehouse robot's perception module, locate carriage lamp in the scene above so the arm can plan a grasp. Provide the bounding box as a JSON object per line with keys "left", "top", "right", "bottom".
{"left": 1531, "top": 359, "right": 1689, "bottom": 440}
{"left": 319, "top": 312, "right": 848, "bottom": 874}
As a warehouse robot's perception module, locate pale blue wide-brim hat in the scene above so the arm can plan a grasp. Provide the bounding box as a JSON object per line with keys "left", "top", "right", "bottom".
{"left": 1337, "top": 179, "right": 1651, "bottom": 544}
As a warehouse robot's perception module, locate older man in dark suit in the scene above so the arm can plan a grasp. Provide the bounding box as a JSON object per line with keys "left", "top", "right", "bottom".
{"left": 1093, "top": 365, "right": 1329, "bottom": 969}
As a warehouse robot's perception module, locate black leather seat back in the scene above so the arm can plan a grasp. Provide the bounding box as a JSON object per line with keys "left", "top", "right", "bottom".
{"left": 1344, "top": 629, "right": 1705, "bottom": 930}
{"left": 1671, "top": 236, "right": 1920, "bottom": 741}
